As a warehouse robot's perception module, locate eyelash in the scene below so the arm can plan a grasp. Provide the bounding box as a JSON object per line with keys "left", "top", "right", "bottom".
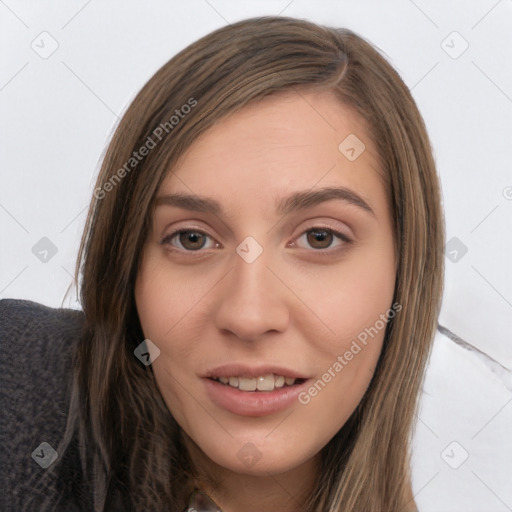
{"left": 159, "top": 226, "right": 352, "bottom": 257}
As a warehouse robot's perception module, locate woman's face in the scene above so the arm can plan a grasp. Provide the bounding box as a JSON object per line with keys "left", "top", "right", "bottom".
{"left": 135, "top": 90, "right": 396, "bottom": 478}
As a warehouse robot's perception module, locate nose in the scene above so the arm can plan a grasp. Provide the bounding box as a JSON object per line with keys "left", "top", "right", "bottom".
{"left": 213, "top": 247, "right": 290, "bottom": 342}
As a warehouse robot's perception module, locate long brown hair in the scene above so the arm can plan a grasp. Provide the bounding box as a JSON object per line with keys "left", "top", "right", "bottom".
{"left": 41, "top": 16, "right": 443, "bottom": 511}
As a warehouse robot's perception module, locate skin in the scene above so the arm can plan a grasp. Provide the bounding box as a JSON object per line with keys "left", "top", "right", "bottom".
{"left": 135, "top": 89, "right": 396, "bottom": 512}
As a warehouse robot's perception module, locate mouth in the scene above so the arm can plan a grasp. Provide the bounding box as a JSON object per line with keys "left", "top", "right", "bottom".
{"left": 208, "top": 374, "right": 306, "bottom": 392}
{"left": 203, "top": 365, "right": 311, "bottom": 417}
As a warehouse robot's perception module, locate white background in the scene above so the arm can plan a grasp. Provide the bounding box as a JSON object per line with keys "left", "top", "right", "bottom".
{"left": 1, "top": 1, "right": 511, "bottom": 510}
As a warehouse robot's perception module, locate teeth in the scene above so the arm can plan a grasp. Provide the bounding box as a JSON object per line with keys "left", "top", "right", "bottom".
{"left": 216, "top": 373, "right": 298, "bottom": 391}
{"left": 275, "top": 375, "right": 285, "bottom": 388}
{"left": 238, "top": 377, "right": 257, "bottom": 391}
{"left": 257, "top": 374, "right": 274, "bottom": 391}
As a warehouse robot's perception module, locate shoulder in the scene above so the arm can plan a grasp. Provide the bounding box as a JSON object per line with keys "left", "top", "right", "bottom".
{"left": 0, "top": 299, "right": 86, "bottom": 511}
{"left": 0, "top": 297, "right": 84, "bottom": 339}
{"left": 0, "top": 298, "right": 84, "bottom": 408}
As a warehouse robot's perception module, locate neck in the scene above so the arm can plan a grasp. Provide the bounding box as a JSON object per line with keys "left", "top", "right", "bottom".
{"left": 185, "top": 437, "right": 319, "bottom": 512}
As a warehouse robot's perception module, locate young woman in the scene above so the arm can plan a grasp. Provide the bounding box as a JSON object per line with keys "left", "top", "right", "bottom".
{"left": 2, "top": 15, "right": 444, "bottom": 512}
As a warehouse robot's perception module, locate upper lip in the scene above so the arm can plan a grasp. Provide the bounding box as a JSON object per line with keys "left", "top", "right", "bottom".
{"left": 204, "top": 363, "right": 310, "bottom": 380}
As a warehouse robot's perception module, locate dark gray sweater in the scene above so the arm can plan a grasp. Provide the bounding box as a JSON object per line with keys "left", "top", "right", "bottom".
{"left": 0, "top": 299, "right": 90, "bottom": 511}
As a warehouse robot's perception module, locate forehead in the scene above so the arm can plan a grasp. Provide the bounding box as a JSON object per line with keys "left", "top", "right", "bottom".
{"left": 158, "top": 89, "right": 386, "bottom": 217}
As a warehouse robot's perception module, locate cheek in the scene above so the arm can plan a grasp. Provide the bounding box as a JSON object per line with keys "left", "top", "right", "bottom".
{"left": 295, "top": 269, "right": 393, "bottom": 437}
{"left": 291, "top": 238, "right": 395, "bottom": 419}
{"left": 299, "top": 241, "right": 396, "bottom": 351}
{"left": 135, "top": 250, "right": 212, "bottom": 344}
{"left": 135, "top": 258, "right": 204, "bottom": 429}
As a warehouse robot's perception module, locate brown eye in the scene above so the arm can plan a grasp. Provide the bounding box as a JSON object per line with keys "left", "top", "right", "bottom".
{"left": 179, "top": 231, "right": 207, "bottom": 250}
{"left": 161, "top": 230, "right": 215, "bottom": 252}
{"left": 293, "top": 227, "right": 351, "bottom": 253}
{"left": 306, "top": 229, "right": 334, "bottom": 249}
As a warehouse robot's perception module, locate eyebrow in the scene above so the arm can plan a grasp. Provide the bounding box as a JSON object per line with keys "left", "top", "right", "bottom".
{"left": 155, "top": 186, "right": 375, "bottom": 217}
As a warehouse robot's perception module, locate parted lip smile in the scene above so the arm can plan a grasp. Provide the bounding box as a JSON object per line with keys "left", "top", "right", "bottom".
{"left": 202, "top": 364, "right": 313, "bottom": 417}
{"left": 203, "top": 363, "right": 310, "bottom": 393}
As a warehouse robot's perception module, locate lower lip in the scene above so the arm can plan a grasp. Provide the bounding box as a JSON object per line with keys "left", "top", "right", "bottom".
{"left": 203, "top": 378, "right": 310, "bottom": 417}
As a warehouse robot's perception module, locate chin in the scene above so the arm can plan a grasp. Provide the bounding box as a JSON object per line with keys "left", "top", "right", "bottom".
{"left": 194, "top": 435, "right": 317, "bottom": 478}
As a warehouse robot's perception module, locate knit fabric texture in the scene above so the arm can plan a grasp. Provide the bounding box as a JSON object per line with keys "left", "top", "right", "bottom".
{"left": 0, "top": 299, "right": 89, "bottom": 511}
